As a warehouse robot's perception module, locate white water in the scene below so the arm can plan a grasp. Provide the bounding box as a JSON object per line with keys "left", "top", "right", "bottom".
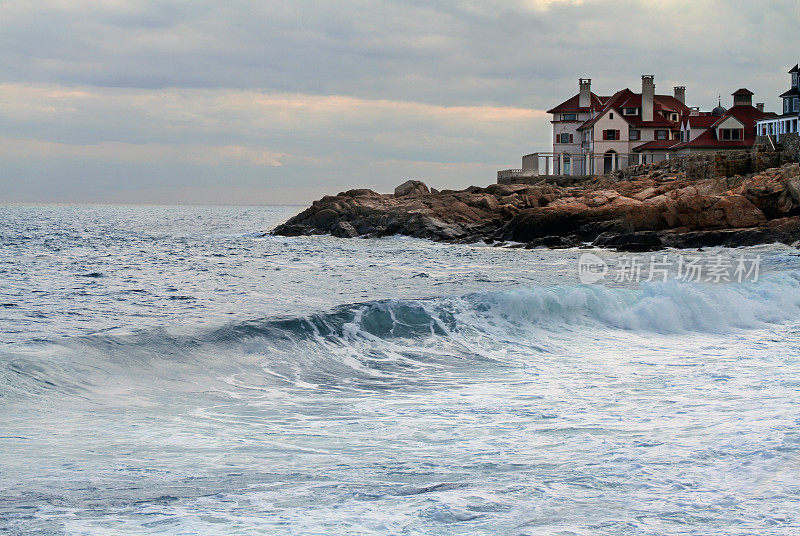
{"left": 2, "top": 205, "right": 800, "bottom": 535}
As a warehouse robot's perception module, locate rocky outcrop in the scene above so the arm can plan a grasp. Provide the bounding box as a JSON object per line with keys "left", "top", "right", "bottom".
{"left": 271, "top": 162, "right": 800, "bottom": 250}
{"left": 394, "top": 180, "right": 430, "bottom": 197}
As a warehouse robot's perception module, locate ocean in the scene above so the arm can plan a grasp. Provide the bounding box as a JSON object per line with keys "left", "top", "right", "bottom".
{"left": 2, "top": 204, "right": 800, "bottom": 535}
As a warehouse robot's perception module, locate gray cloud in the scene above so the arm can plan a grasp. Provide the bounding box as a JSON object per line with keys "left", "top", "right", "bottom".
{"left": 1, "top": 0, "right": 799, "bottom": 204}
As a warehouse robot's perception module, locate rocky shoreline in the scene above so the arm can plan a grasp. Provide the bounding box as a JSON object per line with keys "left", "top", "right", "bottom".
{"left": 271, "top": 159, "right": 800, "bottom": 251}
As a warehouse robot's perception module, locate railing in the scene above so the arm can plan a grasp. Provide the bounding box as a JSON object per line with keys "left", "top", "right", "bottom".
{"left": 498, "top": 151, "right": 663, "bottom": 183}
{"left": 497, "top": 169, "right": 537, "bottom": 180}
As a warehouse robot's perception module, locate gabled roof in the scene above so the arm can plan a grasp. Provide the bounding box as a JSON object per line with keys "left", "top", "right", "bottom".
{"left": 672, "top": 127, "right": 750, "bottom": 149}
{"left": 671, "top": 105, "right": 773, "bottom": 150}
{"left": 789, "top": 64, "right": 799, "bottom": 74}
{"left": 576, "top": 88, "right": 631, "bottom": 130}
{"left": 732, "top": 88, "right": 754, "bottom": 96}
{"left": 685, "top": 115, "right": 719, "bottom": 129}
{"left": 576, "top": 88, "right": 687, "bottom": 130}
{"left": 710, "top": 104, "right": 771, "bottom": 129}
{"left": 779, "top": 87, "right": 800, "bottom": 98}
{"left": 547, "top": 92, "right": 605, "bottom": 114}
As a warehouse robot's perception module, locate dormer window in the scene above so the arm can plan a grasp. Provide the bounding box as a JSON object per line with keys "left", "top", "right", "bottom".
{"left": 609, "top": 112, "right": 614, "bottom": 120}
{"left": 562, "top": 113, "right": 577, "bottom": 121}
{"left": 655, "top": 130, "right": 668, "bottom": 140}
{"left": 719, "top": 128, "right": 742, "bottom": 140}
{"left": 623, "top": 107, "right": 638, "bottom": 116}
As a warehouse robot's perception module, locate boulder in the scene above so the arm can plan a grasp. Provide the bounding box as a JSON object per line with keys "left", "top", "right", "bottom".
{"left": 394, "top": 180, "right": 430, "bottom": 197}
{"left": 592, "top": 231, "right": 664, "bottom": 252}
{"left": 331, "top": 221, "right": 359, "bottom": 238}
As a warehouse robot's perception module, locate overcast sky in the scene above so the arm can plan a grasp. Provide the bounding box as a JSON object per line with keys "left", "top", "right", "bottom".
{"left": 1, "top": 0, "right": 799, "bottom": 204}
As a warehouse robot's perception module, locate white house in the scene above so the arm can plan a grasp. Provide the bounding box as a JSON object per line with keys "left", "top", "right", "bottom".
{"left": 756, "top": 64, "right": 800, "bottom": 141}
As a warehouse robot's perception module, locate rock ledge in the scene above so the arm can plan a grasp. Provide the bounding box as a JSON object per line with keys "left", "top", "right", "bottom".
{"left": 272, "top": 162, "right": 800, "bottom": 250}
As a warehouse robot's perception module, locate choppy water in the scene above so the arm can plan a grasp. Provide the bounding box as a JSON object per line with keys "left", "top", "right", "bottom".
{"left": 2, "top": 204, "right": 800, "bottom": 535}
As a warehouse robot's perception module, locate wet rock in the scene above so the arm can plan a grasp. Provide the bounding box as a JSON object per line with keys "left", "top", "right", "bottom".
{"left": 592, "top": 231, "right": 664, "bottom": 252}
{"left": 331, "top": 221, "right": 358, "bottom": 238}
{"left": 271, "top": 159, "right": 800, "bottom": 249}
{"left": 525, "top": 235, "right": 582, "bottom": 249}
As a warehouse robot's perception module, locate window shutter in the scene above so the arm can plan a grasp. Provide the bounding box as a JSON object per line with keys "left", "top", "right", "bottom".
{"left": 616, "top": 130, "right": 621, "bottom": 140}
{"left": 569, "top": 134, "right": 574, "bottom": 143}
{"left": 555, "top": 134, "right": 559, "bottom": 143}
{"left": 602, "top": 130, "right": 608, "bottom": 140}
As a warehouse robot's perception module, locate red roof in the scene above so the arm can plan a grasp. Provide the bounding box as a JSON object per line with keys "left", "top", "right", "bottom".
{"left": 632, "top": 139, "right": 681, "bottom": 151}
{"left": 732, "top": 88, "right": 754, "bottom": 96}
{"left": 547, "top": 92, "right": 605, "bottom": 114}
{"left": 671, "top": 127, "right": 751, "bottom": 149}
{"left": 684, "top": 115, "right": 719, "bottom": 128}
{"left": 710, "top": 104, "right": 771, "bottom": 129}
{"left": 672, "top": 105, "right": 773, "bottom": 149}
{"left": 576, "top": 89, "right": 629, "bottom": 130}
{"left": 577, "top": 88, "right": 687, "bottom": 130}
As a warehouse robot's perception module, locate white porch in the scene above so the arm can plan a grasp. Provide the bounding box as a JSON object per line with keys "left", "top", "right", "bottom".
{"left": 757, "top": 116, "right": 799, "bottom": 141}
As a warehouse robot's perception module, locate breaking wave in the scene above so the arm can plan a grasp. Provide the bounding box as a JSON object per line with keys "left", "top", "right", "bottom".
{"left": 4, "top": 271, "right": 800, "bottom": 398}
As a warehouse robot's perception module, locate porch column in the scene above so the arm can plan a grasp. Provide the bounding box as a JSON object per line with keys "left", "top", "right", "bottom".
{"left": 558, "top": 153, "right": 564, "bottom": 176}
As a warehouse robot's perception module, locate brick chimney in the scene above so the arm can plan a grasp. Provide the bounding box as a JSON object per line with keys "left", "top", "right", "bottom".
{"left": 732, "top": 88, "right": 754, "bottom": 107}
{"left": 756, "top": 102, "right": 765, "bottom": 112}
{"left": 579, "top": 78, "right": 591, "bottom": 108}
{"left": 642, "top": 75, "right": 655, "bottom": 122}
{"left": 674, "top": 86, "right": 686, "bottom": 104}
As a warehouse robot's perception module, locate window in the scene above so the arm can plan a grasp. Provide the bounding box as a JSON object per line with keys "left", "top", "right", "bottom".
{"left": 656, "top": 130, "right": 668, "bottom": 140}
{"left": 562, "top": 113, "right": 577, "bottom": 121}
{"left": 786, "top": 99, "right": 791, "bottom": 113}
{"left": 609, "top": 113, "right": 614, "bottom": 120}
{"left": 563, "top": 154, "right": 571, "bottom": 175}
{"left": 623, "top": 107, "right": 638, "bottom": 116}
{"left": 719, "top": 128, "right": 741, "bottom": 140}
{"left": 603, "top": 129, "right": 620, "bottom": 140}
{"left": 793, "top": 73, "right": 798, "bottom": 88}
{"left": 558, "top": 133, "right": 571, "bottom": 144}
{"left": 794, "top": 98, "right": 799, "bottom": 113}
{"left": 629, "top": 129, "right": 640, "bottom": 141}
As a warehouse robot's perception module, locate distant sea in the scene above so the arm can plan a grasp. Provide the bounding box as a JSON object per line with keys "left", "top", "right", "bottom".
{"left": 2, "top": 204, "right": 800, "bottom": 535}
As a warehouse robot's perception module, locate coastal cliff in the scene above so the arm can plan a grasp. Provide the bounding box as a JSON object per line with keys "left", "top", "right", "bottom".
{"left": 272, "top": 157, "right": 800, "bottom": 251}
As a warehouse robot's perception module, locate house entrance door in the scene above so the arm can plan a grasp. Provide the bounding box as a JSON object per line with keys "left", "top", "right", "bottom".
{"left": 603, "top": 151, "right": 616, "bottom": 174}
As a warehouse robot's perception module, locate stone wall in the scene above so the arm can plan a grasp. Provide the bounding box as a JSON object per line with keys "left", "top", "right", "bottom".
{"left": 607, "top": 148, "right": 793, "bottom": 182}
{"left": 497, "top": 174, "right": 593, "bottom": 186}
{"left": 781, "top": 133, "right": 800, "bottom": 161}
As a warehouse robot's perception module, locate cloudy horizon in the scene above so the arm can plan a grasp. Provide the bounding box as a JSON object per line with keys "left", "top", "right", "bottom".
{"left": 1, "top": 0, "right": 799, "bottom": 204}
